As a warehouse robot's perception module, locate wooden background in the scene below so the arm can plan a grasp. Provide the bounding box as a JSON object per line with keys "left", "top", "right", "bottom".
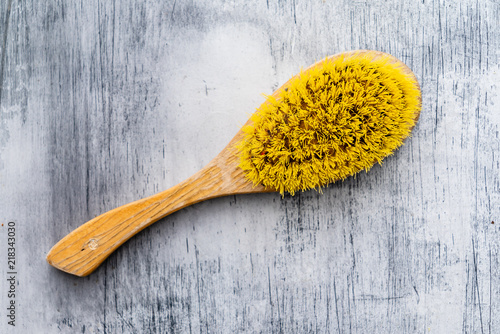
{"left": 0, "top": 0, "right": 499, "bottom": 333}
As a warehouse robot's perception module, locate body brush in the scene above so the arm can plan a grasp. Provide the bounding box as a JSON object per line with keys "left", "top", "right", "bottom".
{"left": 47, "top": 50, "right": 421, "bottom": 276}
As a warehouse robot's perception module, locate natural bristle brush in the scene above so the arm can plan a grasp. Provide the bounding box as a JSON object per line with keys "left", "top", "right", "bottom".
{"left": 47, "top": 50, "right": 422, "bottom": 276}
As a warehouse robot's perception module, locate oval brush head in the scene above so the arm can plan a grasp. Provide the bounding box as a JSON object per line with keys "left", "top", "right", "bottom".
{"left": 237, "top": 51, "right": 421, "bottom": 195}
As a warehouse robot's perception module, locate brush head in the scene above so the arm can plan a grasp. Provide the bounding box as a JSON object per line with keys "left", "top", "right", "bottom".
{"left": 236, "top": 51, "right": 421, "bottom": 195}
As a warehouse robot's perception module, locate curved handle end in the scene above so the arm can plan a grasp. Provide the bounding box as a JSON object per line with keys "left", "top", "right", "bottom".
{"left": 47, "top": 231, "right": 104, "bottom": 277}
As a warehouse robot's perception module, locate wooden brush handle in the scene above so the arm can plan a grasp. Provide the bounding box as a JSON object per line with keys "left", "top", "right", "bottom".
{"left": 46, "top": 145, "right": 267, "bottom": 277}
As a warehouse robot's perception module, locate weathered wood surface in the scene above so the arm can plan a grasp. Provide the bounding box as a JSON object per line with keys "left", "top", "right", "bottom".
{"left": 0, "top": 0, "right": 499, "bottom": 333}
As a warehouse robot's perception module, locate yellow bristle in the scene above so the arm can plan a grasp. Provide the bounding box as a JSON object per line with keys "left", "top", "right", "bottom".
{"left": 236, "top": 52, "right": 421, "bottom": 196}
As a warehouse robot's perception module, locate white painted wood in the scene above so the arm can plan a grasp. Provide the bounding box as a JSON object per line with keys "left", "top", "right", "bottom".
{"left": 0, "top": 0, "right": 499, "bottom": 332}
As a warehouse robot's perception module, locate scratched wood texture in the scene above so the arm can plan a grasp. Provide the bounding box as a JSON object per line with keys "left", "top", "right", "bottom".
{"left": 0, "top": 0, "right": 499, "bottom": 333}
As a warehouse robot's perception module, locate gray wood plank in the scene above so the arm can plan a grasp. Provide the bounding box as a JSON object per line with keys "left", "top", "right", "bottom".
{"left": 0, "top": 0, "right": 499, "bottom": 332}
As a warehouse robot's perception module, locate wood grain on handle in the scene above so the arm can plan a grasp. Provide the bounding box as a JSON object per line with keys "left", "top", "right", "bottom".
{"left": 46, "top": 142, "right": 269, "bottom": 277}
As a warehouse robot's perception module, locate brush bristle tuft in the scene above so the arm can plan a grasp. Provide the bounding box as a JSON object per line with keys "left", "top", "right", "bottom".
{"left": 237, "top": 52, "right": 421, "bottom": 195}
